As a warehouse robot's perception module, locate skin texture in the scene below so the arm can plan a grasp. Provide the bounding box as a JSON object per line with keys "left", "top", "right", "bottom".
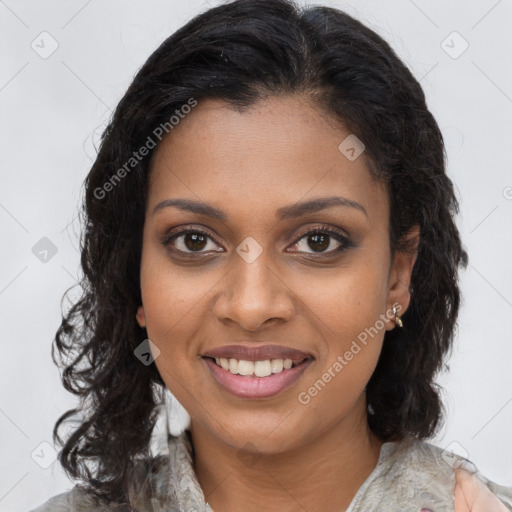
{"left": 136, "top": 95, "right": 419, "bottom": 512}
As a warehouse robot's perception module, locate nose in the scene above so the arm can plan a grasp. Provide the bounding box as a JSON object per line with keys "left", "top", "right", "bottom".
{"left": 212, "top": 254, "right": 296, "bottom": 331}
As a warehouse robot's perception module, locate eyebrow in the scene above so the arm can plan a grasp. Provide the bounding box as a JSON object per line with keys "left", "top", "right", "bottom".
{"left": 152, "top": 196, "right": 368, "bottom": 220}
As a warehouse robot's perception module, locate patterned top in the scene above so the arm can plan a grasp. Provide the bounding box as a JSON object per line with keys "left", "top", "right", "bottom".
{"left": 30, "top": 429, "right": 512, "bottom": 512}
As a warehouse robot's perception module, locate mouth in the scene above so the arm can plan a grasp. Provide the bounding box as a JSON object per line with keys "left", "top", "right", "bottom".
{"left": 201, "top": 354, "right": 314, "bottom": 399}
{"left": 201, "top": 355, "right": 312, "bottom": 377}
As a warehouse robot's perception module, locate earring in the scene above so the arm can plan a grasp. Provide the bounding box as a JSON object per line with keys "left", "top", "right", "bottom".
{"left": 393, "top": 305, "right": 403, "bottom": 328}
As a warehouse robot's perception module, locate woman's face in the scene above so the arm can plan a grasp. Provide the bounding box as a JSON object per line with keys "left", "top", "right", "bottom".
{"left": 137, "top": 95, "right": 417, "bottom": 453}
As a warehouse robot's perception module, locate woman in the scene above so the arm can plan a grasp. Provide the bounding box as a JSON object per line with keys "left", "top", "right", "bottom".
{"left": 31, "top": 0, "right": 512, "bottom": 510}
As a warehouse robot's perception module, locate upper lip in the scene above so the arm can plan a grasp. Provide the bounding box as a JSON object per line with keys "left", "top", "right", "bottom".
{"left": 202, "top": 344, "right": 313, "bottom": 362}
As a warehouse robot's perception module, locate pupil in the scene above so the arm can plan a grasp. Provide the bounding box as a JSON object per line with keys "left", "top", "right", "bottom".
{"left": 309, "top": 233, "right": 329, "bottom": 252}
{"left": 185, "top": 233, "right": 207, "bottom": 251}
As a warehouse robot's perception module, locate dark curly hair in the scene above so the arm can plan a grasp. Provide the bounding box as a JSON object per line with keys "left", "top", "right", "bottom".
{"left": 52, "top": 0, "right": 468, "bottom": 506}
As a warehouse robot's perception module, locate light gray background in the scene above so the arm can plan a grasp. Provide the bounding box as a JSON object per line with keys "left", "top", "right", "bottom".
{"left": 1, "top": 0, "right": 511, "bottom": 510}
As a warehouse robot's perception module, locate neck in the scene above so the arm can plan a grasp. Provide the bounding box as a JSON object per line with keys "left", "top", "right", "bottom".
{"left": 190, "top": 401, "right": 384, "bottom": 512}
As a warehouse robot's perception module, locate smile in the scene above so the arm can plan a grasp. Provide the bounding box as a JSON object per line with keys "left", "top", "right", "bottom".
{"left": 202, "top": 356, "right": 313, "bottom": 399}
{"left": 209, "top": 356, "right": 307, "bottom": 377}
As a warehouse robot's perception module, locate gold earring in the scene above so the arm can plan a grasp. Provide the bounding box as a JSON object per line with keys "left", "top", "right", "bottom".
{"left": 393, "top": 305, "right": 403, "bottom": 328}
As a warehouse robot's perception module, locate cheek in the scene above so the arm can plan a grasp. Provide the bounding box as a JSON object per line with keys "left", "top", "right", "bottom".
{"left": 304, "top": 279, "right": 386, "bottom": 415}
{"left": 297, "top": 256, "right": 389, "bottom": 394}
{"left": 140, "top": 266, "right": 203, "bottom": 395}
{"left": 139, "top": 259, "right": 224, "bottom": 388}
{"left": 139, "top": 243, "right": 208, "bottom": 331}
{"left": 297, "top": 258, "right": 390, "bottom": 333}
{"left": 141, "top": 274, "right": 203, "bottom": 349}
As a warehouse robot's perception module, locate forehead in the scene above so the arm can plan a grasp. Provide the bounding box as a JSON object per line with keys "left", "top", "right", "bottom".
{"left": 147, "top": 95, "right": 388, "bottom": 222}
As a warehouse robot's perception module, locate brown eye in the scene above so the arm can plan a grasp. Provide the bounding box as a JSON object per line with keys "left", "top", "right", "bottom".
{"left": 183, "top": 232, "right": 208, "bottom": 251}
{"left": 163, "top": 228, "right": 223, "bottom": 254}
{"left": 293, "top": 232, "right": 341, "bottom": 253}
{"left": 306, "top": 233, "right": 331, "bottom": 252}
{"left": 287, "top": 225, "right": 353, "bottom": 256}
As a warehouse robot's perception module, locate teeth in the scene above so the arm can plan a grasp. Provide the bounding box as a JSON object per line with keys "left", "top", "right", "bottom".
{"left": 254, "top": 360, "right": 272, "bottom": 377}
{"left": 213, "top": 357, "right": 302, "bottom": 377}
{"left": 237, "top": 359, "right": 254, "bottom": 376}
{"left": 270, "top": 359, "right": 283, "bottom": 373}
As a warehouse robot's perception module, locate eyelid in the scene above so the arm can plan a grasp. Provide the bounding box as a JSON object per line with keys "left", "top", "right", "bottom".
{"left": 291, "top": 224, "right": 350, "bottom": 244}
{"left": 161, "top": 224, "right": 224, "bottom": 250}
{"left": 161, "top": 223, "right": 353, "bottom": 257}
{"left": 286, "top": 224, "right": 353, "bottom": 255}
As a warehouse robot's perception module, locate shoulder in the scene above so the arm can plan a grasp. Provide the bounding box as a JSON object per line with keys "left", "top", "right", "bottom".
{"left": 28, "top": 454, "right": 172, "bottom": 512}
{"left": 350, "top": 437, "right": 512, "bottom": 511}
{"left": 28, "top": 486, "right": 123, "bottom": 512}
{"left": 29, "top": 490, "right": 74, "bottom": 512}
{"left": 454, "top": 466, "right": 512, "bottom": 511}
{"left": 405, "top": 440, "right": 512, "bottom": 511}
{"left": 396, "top": 439, "right": 512, "bottom": 511}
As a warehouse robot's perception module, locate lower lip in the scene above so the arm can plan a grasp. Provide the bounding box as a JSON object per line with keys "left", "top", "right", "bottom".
{"left": 203, "top": 357, "right": 313, "bottom": 399}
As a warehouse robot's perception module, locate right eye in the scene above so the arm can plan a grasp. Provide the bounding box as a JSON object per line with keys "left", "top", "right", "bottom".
{"left": 162, "top": 227, "right": 224, "bottom": 255}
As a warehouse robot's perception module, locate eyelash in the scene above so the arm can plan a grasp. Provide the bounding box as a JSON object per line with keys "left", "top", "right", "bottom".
{"left": 289, "top": 225, "right": 353, "bottom": 257}
{"left": 161, "top": 224, "right": 353, "bottom": 259}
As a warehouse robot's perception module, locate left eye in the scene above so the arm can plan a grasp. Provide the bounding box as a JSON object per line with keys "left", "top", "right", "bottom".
{"left": 288, "top": 229, "right": 349, "bottom": 255}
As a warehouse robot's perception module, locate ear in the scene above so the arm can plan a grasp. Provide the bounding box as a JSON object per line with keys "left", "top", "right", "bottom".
{"left": 136, "top": 305, "right": 146, "bottom": 328}
{"left": 385, "top": 225, "right": 420, "bottom": 330}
